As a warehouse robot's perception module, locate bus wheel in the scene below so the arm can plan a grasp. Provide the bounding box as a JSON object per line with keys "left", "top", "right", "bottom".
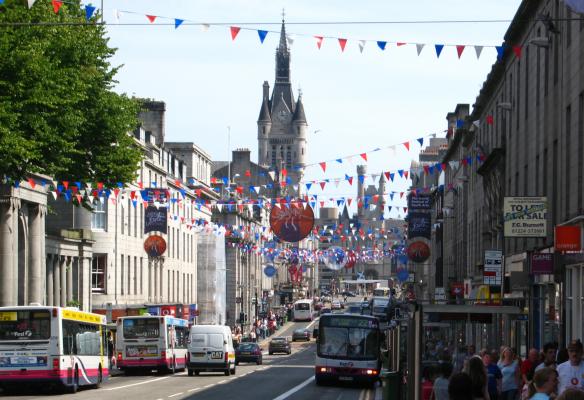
{"left": 171, "top": 357, "right": 176, "bottom": 374}
{"left": 67, "top": 367, "right": 79, "bottom": 393}
{"left": 187, "top": 369, "right": 194, "bottom": 376}
{"left": 194, "top": 371, "right": 200, "bottom": 376}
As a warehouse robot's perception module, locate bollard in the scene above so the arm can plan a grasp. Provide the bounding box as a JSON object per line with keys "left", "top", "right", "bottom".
{"left": 380, "top": 369, "right": 401, "bottom": 400}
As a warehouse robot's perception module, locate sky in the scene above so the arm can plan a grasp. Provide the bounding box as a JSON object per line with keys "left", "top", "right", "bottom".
{"left": 99, "top": 0, "right": 523, "bottom": 217}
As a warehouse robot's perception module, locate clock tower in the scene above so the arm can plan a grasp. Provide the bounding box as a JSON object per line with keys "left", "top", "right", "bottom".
{"left": 257, "top": 18, "right": 308, "bottom": 197}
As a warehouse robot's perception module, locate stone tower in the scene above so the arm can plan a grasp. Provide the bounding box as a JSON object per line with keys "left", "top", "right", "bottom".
{"left": 257, "top": 19, "right": 308, "bottom": 196}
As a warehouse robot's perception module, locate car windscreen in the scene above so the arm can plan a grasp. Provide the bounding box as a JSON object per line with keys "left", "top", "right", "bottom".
{"left": 318, "top": 326, "right": 379, "bottom": 360}
{"left": 238, "top": 343, "right": 256, "bottom": 351}
{"left": 190, "top": 333, "right": 223, "bottom": 349}
{"left": 123, "top": 318, "right": 160, "bottom": 339}
{"left": 0, "top": 310, "right": 51, "bottom": 341}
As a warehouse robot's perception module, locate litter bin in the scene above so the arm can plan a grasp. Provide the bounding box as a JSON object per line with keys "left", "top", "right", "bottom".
{"left": 380, "top": 369, "right": 401, "bottom": 400}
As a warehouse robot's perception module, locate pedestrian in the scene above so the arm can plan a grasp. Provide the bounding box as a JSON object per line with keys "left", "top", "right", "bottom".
{"left": 557, "top": 339, "right": 584, "bottom": 394}
{"left": 522, "top": 348, "right": 542, "bottom": 386}
{"left": 250, "top": 329, "right": 256, "bottom": 343}
{"left": 535, "top": 343, "right": 558, "bottom": 372}
{"left": 482, "top": 348, "right": 503, "bottom": 400}
{"left": 422, "top": 365, "right": 435, "bottom": 400}
{"left": 449, "top": 372, "right": 474, "bottom": 400}
{"left": 465, "top": 355, "right": 490, "bottom": 399}
{"left": 431, "top": 362, "right": 453, "bottom": 400}
{"left": 557, "top": 388, "right": 584, "bottom": 400}
{"left": 526, "top": 367, "right": 558, "bottom": 400}
{"left": 498, "top": 347, "right": 521, "bottom": 400}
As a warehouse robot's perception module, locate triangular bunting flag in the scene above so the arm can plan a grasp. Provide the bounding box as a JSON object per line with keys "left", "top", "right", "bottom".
{"left": 496, "top": 46, "right": 504, "bottom": 61}
{"left": 319, "top": 182, "right": 326, "bottom": 190}
{"left": 314, "top": 36, "right": 324, "bottom": 49}
{"left": 338, "top": 38, "right": 347, "bottom": 52}
{"left": 358, "top": 40, "right": 366, "bottom": 53}
{"left": 201, "top": 24, "right": 210, "bottom": 32}
{"left": 174, "top": 19, "right": 184, "bottom": 29}
{"left": 360, "top": 153, "right": 367, "bottom": 162}
{"left": 486, "top": 115, "right": 494, "bottom": 125}
{"left": 145, "top": 14, "right": 157, "bottom": 23}
{"left": 417, "top": 137, "right": 424, "bottom": 147}
{"left": 512, "top": 45, "right": 522, "bottom": 58}
{"left": 474, "top": 45, "right": 483, "bottom": 59}
{"left": 27, "top": 0, "right": 36, "bottom": 8}
{"left": 377, "top": 41, "right": 387, "bottom": 51}
{"left": 287, "top": 35, "right": 294, "bottom": 46}
{"left": 435, "top": 44, "right": 444, "bottom": 58}
{"left": 258, "top": 30, "right": 268, "bottom": 43}
{"left": 85, "top": 5, "right": 96, "bottom": 21}
{"left": 51, "top": 0, "right": 62, "bottom": 14}
{"left": 230, "top": 26, "right": 241, "bottom": 40}
{"left": 403, "top": 141, "right": 410, "bottom": 151}
{"left": 456, "top": 45, "right": 465, "bottom": 59}
{"left": 397, "top": 42, "right": 407, "bottom": 47}
{"left": 319, "top": 162, "right": 326, "bottom": 172}
{"left": 416, "top": 43, "right": 425, "bottom": 56}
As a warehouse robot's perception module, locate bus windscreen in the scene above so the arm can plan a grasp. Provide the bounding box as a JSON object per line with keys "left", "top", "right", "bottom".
{"left": 123, "top": 318, "right": 160, "bottom": 339}
{"left": 319, "top": 326, "right": 379, "bottom": 360}
{"left": 0, "top": 310, "right": 51, "bottom": 341}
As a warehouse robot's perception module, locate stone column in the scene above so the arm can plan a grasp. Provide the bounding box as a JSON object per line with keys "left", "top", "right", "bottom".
{"left": 60, "top": 256, "right": 67, "bottom": 306}
{"left": 66, "top": 256, "right": 73, "bottom": 304}
{"left": 46, "top": 254, "right": 54, "bottom": 306}
{"left": 54, "top": 256, "right": 61, "bottom": 307}
{"left": 28, "top": 204, "right": 45, "bottom": 305}
{"left": 0, "top": 197, "right": 19, "bottom": 306}
{"left": 78, "top": 256, "right": 91, "bottom": 312}
{"left": 148, "top": 259, "right": 153, "bottom": 302}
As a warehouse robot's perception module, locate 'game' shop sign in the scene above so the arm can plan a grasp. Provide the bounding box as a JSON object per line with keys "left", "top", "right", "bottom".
{"left": 503, "top": 197, "right": 547, "bottom": 237}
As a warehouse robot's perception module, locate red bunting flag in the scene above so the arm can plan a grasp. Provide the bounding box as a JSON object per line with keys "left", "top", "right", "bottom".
{"left": 384, "top": 171, "right": 390, "bottom": 181}
{"left": 245, "top": 169, "right": 251, "bottom": 177}
{"left": 403, "top": 141, "right": 410, "bottom": 151}
{"left": 146, "top": 15, "right": 157, "bottom": 23}
{"left": 319, "top": 162, "right": 327, "bottom": 172}
{"left": 404, "top": 171, "right": 409, "bottom": 179}
{"left": 319, "top": 182, "right": 326, "bottom": 190}
{"left": 348, "top": 198, "right": 353, "bottom": 206}
{"left": 230, "top": 26, "right": 241, "bottom": 40}
{"left": 423, "top": 165, "right": 430, "bottom": 175}
{"left": 456, "top": 45, "right": 465, "bottom": 58}
{"left": 486, "top": 115, "right": 494, "bottom": 125}
{"left": 397, "top": 42, "right": 407, "bottom": 46}
{"left": 404, "top": 207, "right": 408, "bottom": 214}
{"left": 512, "top": 46, "right": 522, "bottom": 58}
{"left": 319, "top": 201, "right": 325, "bottom": 207}
{"left": 347, "top": 177, "right": 353, "bottom": 185}
{"left": 281, "top": 168, "right": 287, "bottom": 176}
{"left": 97, "top": 182, "right": 104, "bottom": 190}
{"left": 314, "top": 36, "right": 324, "bottom": 49}
{"left": 360, "top": 153, "right": 367, "bottom": 162}
{"left": 28, "top": 178, "right": 36, "bottom": 189}
{"left": 138, "top": 181, "right": 143, "bottom": 189}
{"left": 338, "top": 38, "right": 347, "bottom": 52}
{"left": 62, "top": 181, "right": 69, "bottom": 190}
{"left": 400, "top": 192, "right": 404, "bottom": 199}
{"left": 51, "top": 0, "right": 62, "bottom": 13}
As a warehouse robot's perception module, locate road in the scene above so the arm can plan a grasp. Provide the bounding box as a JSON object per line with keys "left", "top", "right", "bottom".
{"left": 0, "top": 316, "right": 381, "bottom": 400}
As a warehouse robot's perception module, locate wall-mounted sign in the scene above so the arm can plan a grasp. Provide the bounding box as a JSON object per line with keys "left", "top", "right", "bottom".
{"left": 555, "top": 225, "right": 582, "bottom": 251}
{"left": 484, "top": 250, "right": 503, "bottom": 286}
{"left": 144, "top": 205, "right": 168, "bottom": 234}
{"left": 407, "top": 212, "right": 431, "bottom": 240}
{"left": 406, "top": 241, "right": 430, "bottom": 263}
{"left": 408, "top": 195, "right": 432, "bottom": 210}
{"left": 503, "top": 197, "right": 547, "bottom": 237}
{"left": 264, "top": 265, "right": 277, "bottom": 278}
{"left": 144, "top": 235, "right": 167, "bottom": 257}
{"left": 396, "top": 268, "right": 409, "bottom": 283}
{"left": 531, "top": 252, "right": 553, "bottom": 275}
{"left": 269, "top": 203, "right": 314, "bottom": 242}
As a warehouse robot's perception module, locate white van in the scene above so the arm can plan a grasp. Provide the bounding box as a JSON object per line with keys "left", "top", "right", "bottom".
{"left": 187, "top": 325, "right": 236, "bottom": 376}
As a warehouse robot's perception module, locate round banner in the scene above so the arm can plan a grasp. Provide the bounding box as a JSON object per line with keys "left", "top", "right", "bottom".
{"left": 269, "top": 203, "right": 315, "bottom": 243}
{"left": 144, "top": 235, "right": 167, "bottom": 257}
{"left": 407, "top": 241, "right": 431, "bottom": 263}
{"left": 263, "top": 265, "right": 277, "bottom": 278}
{"left": 323, "top": 247, "right": 347, "bottom": 271}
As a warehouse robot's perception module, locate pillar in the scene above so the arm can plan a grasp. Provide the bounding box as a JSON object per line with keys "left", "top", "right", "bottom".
{"left": 0, "top": 198, "right": 19, "bottom": 306}
{"left": 148, "top": 259, "right": 153, "bottom": 302}
{"left": 46, "top": 254, "right": 54, "bottom": 306}
{"left": 54, "top": 256, "right": 61, "bottom": 307}
{"left": 66, "top": 256, "right": 73, "bottom": 304}
{"left": 78, "top": 255, "right": 91, "bottom": 311}
{"left": 28, "top": 204, "right": 45, "bottom": 305}
{"left": 60, "top": 256, "right": 67, "bottom": 306}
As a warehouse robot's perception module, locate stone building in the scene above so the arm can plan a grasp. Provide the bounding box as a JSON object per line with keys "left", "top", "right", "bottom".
{"left": 257, "top": 20, "right": 308, "bottom": 196}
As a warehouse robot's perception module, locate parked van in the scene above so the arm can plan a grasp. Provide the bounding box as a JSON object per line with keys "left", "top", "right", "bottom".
{"left": 187, "top": 325, "right": 236, "bottom": 376}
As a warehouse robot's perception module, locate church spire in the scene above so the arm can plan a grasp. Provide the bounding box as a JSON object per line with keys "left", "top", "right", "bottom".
{"left": 278, "top": 10, "right": 288, "bottom": 56}
{"left": 275, "top": 14, "right": 290, "bottom": 85}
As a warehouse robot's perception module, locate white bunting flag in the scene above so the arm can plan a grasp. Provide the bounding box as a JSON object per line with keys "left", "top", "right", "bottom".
{"left": 201, "top": 24, "right": 210, "bottom": 32}
{"left": 27, "top": 0, "right": 36, "bottom": 8}
{"left": 358, "top": 40, "right": 366, "bottom": 53}
{"left": 416, "top": 43, "right": 425, "bottom": 56}
{"left": 474, "top": 46, "right": 483, "bottom": 59}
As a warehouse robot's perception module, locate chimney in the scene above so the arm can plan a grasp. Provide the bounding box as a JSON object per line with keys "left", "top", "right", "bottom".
{"left": 263, "top": 81, "right": 270, "bottom": 101}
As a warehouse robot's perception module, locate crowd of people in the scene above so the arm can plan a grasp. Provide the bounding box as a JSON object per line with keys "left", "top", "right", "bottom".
{"left": 231, "top": 308, "right": 289, "bottom": 346}
{"left": 422, "top": 339, "right": 584, "bottom": 400}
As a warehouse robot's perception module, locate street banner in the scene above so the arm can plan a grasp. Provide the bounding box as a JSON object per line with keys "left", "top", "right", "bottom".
{"left": 484, "top": 250, "right": 503, "bottom": 285}
{"left": 531, "top": 252, "right": 553, "bottom": 275}
{"left": 144, "top": 205, "right": 168, "bottom": 234}
{"left": 408, "top": 195, "right": 431, "bottom": 210}
{"left": 555, "top": 225, "right": 582, "bottom": 251}
{"left": 407, "top": 212, "right": 431, "bottom": 239}
{"left": 503, "top": 197, "right": 547, "bottom": 237}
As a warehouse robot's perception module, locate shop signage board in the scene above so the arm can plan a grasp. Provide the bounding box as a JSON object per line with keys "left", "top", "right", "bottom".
{"left": 555, "top": 225, "right": 582, "bottom": 251}
{"left": 408, "top": 195, "right": 432, "bottom": 210}
{"left": 484, "top": 250, "right": 503, "bottom": 285}
{"left": 531, "top": 252, "right": 553, "bottom": 275}
{"left": 503, "top": 197, "right": 547, "bottom": 237}
{"left": 407, "top": 212, "right": 431, "bottom": 239}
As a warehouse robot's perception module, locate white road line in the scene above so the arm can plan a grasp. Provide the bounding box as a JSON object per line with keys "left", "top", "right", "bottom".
{"left": 218, "top": 380, "right": 227, "bottom": 384}
{"left": 103, "top": 376, "right": 170, "bottom": 391}
{"left": 271, "top": 376, "right": 315, "bottom": 400}
{"left": 203, "top": 384, "right": 213, "bottom": 388}
{"left": 168, "top": 392, "right": 183, "bottom": 398}
{"left": 187, "top": 388, "right": 199, "bottom": 392}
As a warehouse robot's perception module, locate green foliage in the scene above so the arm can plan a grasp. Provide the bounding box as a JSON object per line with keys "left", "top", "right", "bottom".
{"left": 0, "top": 0, "right": 142, "bottom": 185}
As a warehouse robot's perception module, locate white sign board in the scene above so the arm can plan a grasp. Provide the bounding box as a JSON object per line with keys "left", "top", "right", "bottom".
{"left": 434, "top": 287, "right": 447, "bottom": 304}
{"left": 484, "top": 250, "right": 503, "bottom": 286}
{"left": 503, "top": 197, "right": 547, "bottom": 237}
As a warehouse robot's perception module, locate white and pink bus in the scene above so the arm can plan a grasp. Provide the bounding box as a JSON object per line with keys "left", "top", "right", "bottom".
{"left": 315, "top": 314, "right": 381, "bottom": 387}
{"left": 115, "top": 315, "right": 189, "bottom": 374}
{"left": 0, "top": 306, "right": 108, "bottom": 393}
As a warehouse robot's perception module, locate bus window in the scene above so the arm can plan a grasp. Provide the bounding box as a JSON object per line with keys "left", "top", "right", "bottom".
{"left": 122, "top": 318, "right": 159, "bottom": 339}
{"left": 0, "top": 310, "right": 50, "bottom": 341}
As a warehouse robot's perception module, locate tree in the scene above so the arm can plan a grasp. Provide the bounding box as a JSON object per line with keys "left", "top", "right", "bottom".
{"left": 0, "top": 0, "right": 142, "bottom": 186}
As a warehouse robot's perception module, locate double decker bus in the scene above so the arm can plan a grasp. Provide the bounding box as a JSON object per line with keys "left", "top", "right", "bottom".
{"left": 0, "top": 306, "right": 108, "bottom": 393}
{"left": 315, "top": 314, "right": 381, "bottom": 386}
{"left": 116, "top": 315, "right": 189, "bottom": 373}
{"left": 293, "top": 299, "right": 314, "bottom": 322}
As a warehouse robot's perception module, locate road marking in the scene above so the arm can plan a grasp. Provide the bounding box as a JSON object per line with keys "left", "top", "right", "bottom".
{"left": 203, "top": 384, "right": 213, "bottom": 389}
{"left": 271, "top": 376, "right": 315, "bottom": 400}
{"left": 168, "top": 392, "right": 183, "bottom": 398}
{"left": 218, "top": 380, "right": 227, "bottom": 384}
{"left": 187, "top": 388, "right": 199, "bottom": 392}
{"left": 104, "top": 376, "right": 170, "bottom": 391}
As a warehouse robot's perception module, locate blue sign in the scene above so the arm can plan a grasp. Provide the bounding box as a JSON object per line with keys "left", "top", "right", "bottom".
{"left": 397, "top": 268, "right": 409, "bottom": 283}
{"left": 147, "top": 306, "right": 160, "bottom": 315}
{"left": 264, "top": 265, "right": 277, "bottom": 278}
{"left": 398, "top": 254, "right": 409, "bottom": 264}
